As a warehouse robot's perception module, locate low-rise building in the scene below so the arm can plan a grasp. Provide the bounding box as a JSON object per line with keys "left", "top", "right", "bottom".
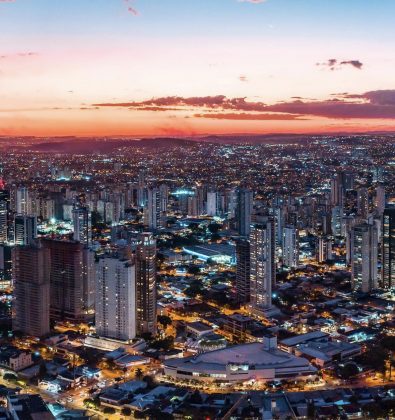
{"left": 164, "top": 338, "right": 317, "bottom": 384}
{"left": 0, "top": 347, "right": 33, "bottom": 372}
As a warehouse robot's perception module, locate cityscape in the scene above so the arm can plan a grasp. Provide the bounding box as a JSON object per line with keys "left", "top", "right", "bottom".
{"left": 0, "top": 135, "right": 394, "bottom": 419}
{"left": 1, "top": 1, "right": 395, "bottom": 419}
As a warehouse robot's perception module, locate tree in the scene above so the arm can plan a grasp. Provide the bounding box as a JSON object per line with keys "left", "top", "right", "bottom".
{"left": 150, "top": 336, "right": 174, "bottom": 351}
{"left": 135, "top": 368, "right": 143, "bottom": 380}
{"left": 144, "top": 409, "right": 174, "bottom": 420}
{"left": 103, "top": 407, "right": 116, "bottom": 414}
{"left": 189, "top": 390, "right": 203, "bottom": 404}
{"left": 38, "top": 360, "right": 47, "bottom": 379}
{"left": 121, "top": 407, "right": 132, "bottom": 416}
{"left": 3, "top": 373, "right": 17, "bottom": 381}
{"left": 381, "top": 336, "right": 395, "bottom": 352}
{"left": 184, "top": 280, "right": 205, "bottom": 298}
{"left": 338, "top": 363, "right": 359, "bottom": 379}
{"left": 307, "top": 400, "right": 315, "bottom": 419}
{"left": 143, "top": 375, "right": 157, "bottom": 390}
{"left": 187, "top": 265, "right": 201, "bottom": 275}
{"left": 157, "top": 315, "right": 172, "bottom": 329}
{"left": 208, "top": 223, "right": 222, "bottom": 234}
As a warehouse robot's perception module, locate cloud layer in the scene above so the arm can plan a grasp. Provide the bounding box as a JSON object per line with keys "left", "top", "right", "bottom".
{"left": 316, "top": 58, "right": 363, "bottom": 71}
{"left": 93, "top": 90, "right": 395, "bottom": 120}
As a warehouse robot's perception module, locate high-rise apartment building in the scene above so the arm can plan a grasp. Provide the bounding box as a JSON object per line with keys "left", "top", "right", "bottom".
{"left": 249, "top": 223, "right": 274, "bottom": 309}
{"left": 351, "top": 223, "right": 378, "bottom": 292}
{"left": 44, "top": 240, "right": 95, "bottom": 322}
{"left": 236, "top": 188, "right": 253, "bottom": 237}
{"left": 16, "top": 187, "right": 30, "bottom": 215}
{"left": 282, "top": 225, "right": 298, "bottom": 268}
{"left": 235, "top": 239, "right": 250, "bottom": 304}
{"left": 0, "top": 198, "right": 7, "bottom": 243}
{"left": 12, "top": 244, "right": 50, "bottom": 337}
{"left": 382, "top": 208, "right": 395, "bottom": 290}
{"left": 72, "top": 206, "right": 92, "bottom": 246}
{"left": 147, "top": 188, "right": 163, "bottom": 230}
{"left": 95, "top": 255, "right": 136, "bottom": 341}
{"left": 206, "top": 191, "right": 218, "bottom": 217}
{"left": 357, "top": 187, "right": 369, "bottom": 220}
{"left": 136, "top": 232, "right": 157, "bottom": 335}
{"left": 317, "top": 236, "right": 333, "bottom": 263}
{"left": 14, "top": 215, "right": 37, "bottom": 246}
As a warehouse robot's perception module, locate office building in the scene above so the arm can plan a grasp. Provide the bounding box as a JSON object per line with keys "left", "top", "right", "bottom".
{"left": 95, "top": 255, "right": 136, "bottom": 341}
{"left": 12, "top": 244, "right": 50, "bottom": 337}
{"left": 136, "top": 232, "right": 157, "bottom": 335}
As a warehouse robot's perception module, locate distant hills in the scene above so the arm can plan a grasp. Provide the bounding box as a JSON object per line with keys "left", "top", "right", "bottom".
{"left": 0, "top": 132, "right": 394, "bottom": 153}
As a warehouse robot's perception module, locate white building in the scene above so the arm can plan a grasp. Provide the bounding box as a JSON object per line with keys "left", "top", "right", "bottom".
{"left": 206, "top": 191, "right": 218, "bottom": 216}
{"left": 164, "top": 337, "right": 317, "bottom": 384}
{"left": 282, "top": 225, "right": 298, "bottom": 268}
{"left": 16, "top": 187, "right": 30, "bottom": 215}
{"left": 95, "top": 255, "right": 136, "bottom": 341}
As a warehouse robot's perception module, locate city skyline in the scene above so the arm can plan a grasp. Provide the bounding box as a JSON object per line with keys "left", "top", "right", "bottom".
{"left": 1, "top": 0, "right": 395, "bottom": 136}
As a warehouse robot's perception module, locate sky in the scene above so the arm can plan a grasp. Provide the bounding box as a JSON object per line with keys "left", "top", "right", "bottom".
{"left": 1, "top": 0, "right": 395, "bottom": 137}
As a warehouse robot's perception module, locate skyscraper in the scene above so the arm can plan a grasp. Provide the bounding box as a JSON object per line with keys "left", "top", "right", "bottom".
{"left": 249, "top": 223, "right": 274, "bottom": 309}
{"left": 72, "top": 206, "right": 92, "bottom": 246}
{"left": 282, "top": 225, "right": 298, "bottom": 268}
{"left": 351, "top": 223, "right": 378, "bottom": 293}
{"left": 357, "top": 187, "right": 369, "bottom": 220}
{"left": 44, "top": 239, "right": 95, "bottom": 322}
{"left": 16, "top": 187, "right": 30, "bottom": 215}
{"left": 136, "top": 232, "right": 157, "bottom": 335}
{"left": 147, "top": 188, "right": 162, "bottom": 230}
{"left": 137, "top": 170, "right": 147, "bottom": 208}
{"left": 95, "top": 254, "right": 136, "bottom": 341}
{"left": 331, "top": 206, "right": 343, "bottom": 237}
{"left": 12, "top": 244, "right": 50, "bottom": 337}
{"left": 0, "top": 198, "right": 7, "bottom": 243}
{"left": 206, "top": 191, "right": 218, "bottom": 217}
{"left": 235, "top": 238, "right": 250, "bottom": 304}
{"left": 236, "top": 188, "right": 253, "bottom": 237}
{"left": 330, "top": 173, "right": 344, "bottom": 207}
{"left": 317, "top": 236, "right": 333, "bottom": 263}
{"left": 375, "top": 184, "right": 386, "bottom": 215}
{"left": 382, "top": 208, "right": 395, "bottom": 290}
{"left": 14, "top": 215, "right": 37, "bottom": 246}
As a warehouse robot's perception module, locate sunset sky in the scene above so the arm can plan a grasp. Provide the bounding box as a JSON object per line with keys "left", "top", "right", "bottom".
{"left": 1, "top": 0, "right": 395, "bottom": 136}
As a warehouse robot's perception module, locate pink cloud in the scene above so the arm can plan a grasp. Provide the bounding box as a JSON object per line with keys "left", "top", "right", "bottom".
{"left": 93, "top": 90, "right": 395, "bottom": 120}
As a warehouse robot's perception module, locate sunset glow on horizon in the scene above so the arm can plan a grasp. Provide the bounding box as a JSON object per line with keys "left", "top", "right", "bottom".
{"left": 1, "top": 0, "right": 395, "bottom": 136}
